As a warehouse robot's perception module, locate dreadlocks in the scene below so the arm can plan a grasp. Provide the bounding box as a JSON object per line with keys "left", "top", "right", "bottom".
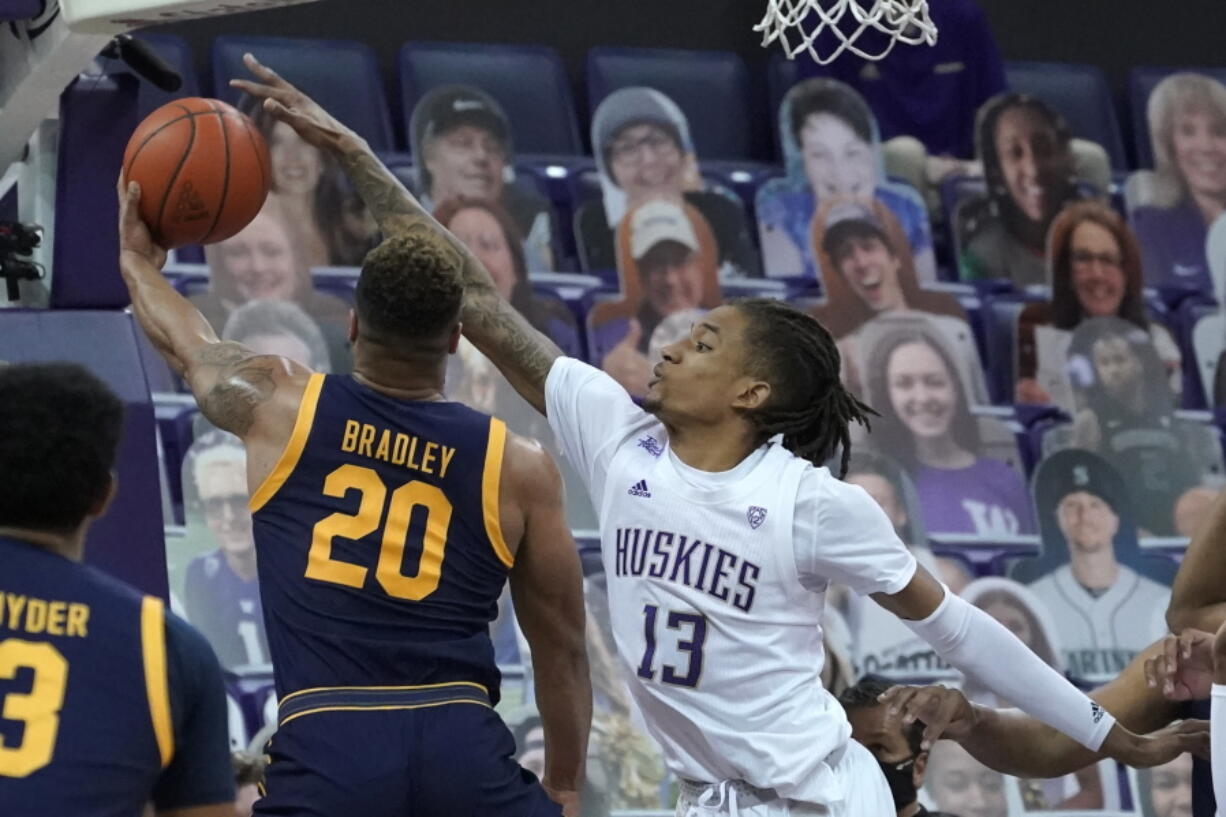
{"left": 733, "top": 298, "right": 877, "bottom": 476}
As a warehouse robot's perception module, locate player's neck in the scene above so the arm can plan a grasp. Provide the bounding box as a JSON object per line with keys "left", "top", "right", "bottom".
{"left": 899, "top": 801, "right": 921, "bottom": 817}
{"left": 1069, "top": 548, "right": 1119, "bottom": 591}
{"left": 667, "top": 420, "right": 759, "bottom": 472}
{"left": 351, "top": 347, "right": 447, "bottom": 402}
{"left": 0, "top": 526, "right": 84, "bottom": 562}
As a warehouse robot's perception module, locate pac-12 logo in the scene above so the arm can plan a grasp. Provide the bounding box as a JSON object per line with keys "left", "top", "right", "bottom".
{"left": 747, "top": 506, "right": 767, "bottom": 529}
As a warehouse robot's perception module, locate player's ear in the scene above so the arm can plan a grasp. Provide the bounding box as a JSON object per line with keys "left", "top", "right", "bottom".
{"left": 89, "top": 472, "right": 119, "bottom": 520}
{"left": 731, "top": 378, "right": 770, "bottom": 412}
{"left": 347, "top": 309, "right": 358, "bottom": 344}
{"left": 448, "top": 322, "right": 462, "bottom": 355}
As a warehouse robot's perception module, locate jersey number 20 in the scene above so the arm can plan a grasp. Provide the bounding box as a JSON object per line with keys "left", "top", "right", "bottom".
{"left": 307, "top": 464, "right": 452, "bottom": 601}
{"left": 0, "top": 639, "right": 68, "bottom": 777}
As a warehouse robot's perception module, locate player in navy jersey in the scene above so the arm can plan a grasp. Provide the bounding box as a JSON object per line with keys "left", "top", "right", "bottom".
{"left": 0, "top": 363, "right": 234, "bottom": 817}
{"left": 117, "top": 54, "right": 590, "bottom": 817}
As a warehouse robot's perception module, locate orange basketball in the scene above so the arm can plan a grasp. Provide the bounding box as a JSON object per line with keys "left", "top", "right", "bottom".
{"left": 122, "top": 97, "right": 271, "bottom": 250}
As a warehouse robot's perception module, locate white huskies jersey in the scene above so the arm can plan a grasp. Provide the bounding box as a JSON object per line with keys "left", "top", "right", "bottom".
{"left": 546, "top": 359, "right": 917, "bottom": 805}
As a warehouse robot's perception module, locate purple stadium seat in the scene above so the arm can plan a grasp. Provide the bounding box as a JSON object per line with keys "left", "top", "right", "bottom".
{"left": 213, "top": 35, "right": 395, "bottom": 151}
{"left": 52, "top": 73, "right": 140, "bottom": 309}
{"left": 0, "top": 311, "right": 168, "bottom": 598}
{"left": 1005, "top": 62, "right": 1127, "bottom": 170}
{"left": 587, "top": 47, "right": 769, "bottom": 161}
{"left": 0, "top": 0, "right": 40, "bottom": 20}
{"left": 94, "top": 33, "right": 198, "bottom": 118}
{"left": 398, "top": 41, "right": 582, "bottom": 157}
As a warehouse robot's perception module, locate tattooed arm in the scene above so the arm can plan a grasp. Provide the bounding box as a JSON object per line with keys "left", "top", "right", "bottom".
{"left": 231, "top": 53, "right": 562, "bottom": 415}
{"left": 117, "top": 177, "right": 309, "bottom": 458}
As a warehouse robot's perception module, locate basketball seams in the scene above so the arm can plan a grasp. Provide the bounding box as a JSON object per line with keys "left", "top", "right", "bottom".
{"left": 153, "top": 109, "right": 198, "bottom": 237}
{"left": 238, "top": 113, "right": 270, "bottom": 195}
{"left": 124, "top": 105, "right": 195, "bottom": 174}
{"left": 125, "top": 99, "right": 267, "bottom": 249}
{"left": 200, "top": 100, "right": 233, "bottom": 244}
{"left": 126, "top": 104, "right": 228, "bottom": 172}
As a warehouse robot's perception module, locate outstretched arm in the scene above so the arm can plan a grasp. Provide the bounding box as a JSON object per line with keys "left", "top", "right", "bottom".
{"left": 231, "top": 54, "right": 562, "bottom": 414}
{"left": 872, "top": 567, "right": 1203, "bottom": 769}
{"left": 117, "top": 177, "right": 308, "bottom": 459}
{"left": 1168, "top": 486, "right": 1226, "bottom": 634}
{"left": 881, "top": 636, "right": 1198, "bottom": 779}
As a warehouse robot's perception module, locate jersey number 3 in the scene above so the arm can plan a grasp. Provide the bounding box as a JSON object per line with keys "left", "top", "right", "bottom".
{"left": 0, "top": 639, "right": 68, "bottom": 777}
{"left": 307, "top": 464, "right": 452, "bottom": 601}
{"left": 636, "top": 604, "right": 707, "bottom": 688}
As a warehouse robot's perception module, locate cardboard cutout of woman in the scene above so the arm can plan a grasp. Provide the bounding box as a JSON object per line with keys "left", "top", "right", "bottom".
{"left": 1012, "top": 449, "right": 1173, "bottom": 684}
{"left": 434, "top": 197, "right": 579, "bottom": 355}
{"left": 243, "top": 96, "right": 378, "bottom": 268}
{"left": 1060, "top": 316, "right": 1218, "bottom": 536}
{"left": 810, "top": 199, "right": 989, "bottom": 404}
{"left": 1016, "top": 201, "right": 1182, "bottom": 405}
{"left": 757, "top": 78, "right": 936, "bottom": 285}
{"left": 1128, "top": 73, "right": 1226, "bottom": 293}
{"left": 579, "top": 87, "right": 760, "bottom": 278}
{"left": 1193, "top": 213, "right": 1226, "bottom": 405}
{"left": 957, "top": 94, "right": 1081, "bottom": 288}
{"left": 861, "top": 315, "right": 1035, "bottom": 537}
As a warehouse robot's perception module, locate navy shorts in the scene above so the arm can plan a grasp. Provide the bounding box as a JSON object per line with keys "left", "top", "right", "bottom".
{"left": 254, "top": 683, "right": 561, "bottom": 817}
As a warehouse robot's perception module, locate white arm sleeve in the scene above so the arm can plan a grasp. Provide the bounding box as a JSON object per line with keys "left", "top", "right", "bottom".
{"left": 1212, "top": 684, "right": 1226, "bottom": 817}
{"left": 544, "top": 357, "right": 649, "bottom": 497}
{"left": 904, "top": 588, "right": 1116, "bottom": 751}
{"left": 795, "top": 471, "right": 917, "bottom": 596}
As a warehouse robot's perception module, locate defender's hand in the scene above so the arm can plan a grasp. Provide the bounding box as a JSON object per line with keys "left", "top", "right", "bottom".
{"left": 230, "top": 53, "right": 356, "bottom": 154}
{"left": 879, "top": 684, "right": 979, "bottom": 749}
{"left": 116, "top": 177, "right": 167, "bottom": 271}
{"left": 1144, "top": 630, "right": 1215, "bottom": 701}
{"left": 1099, "top": 720, "right": 1210, "bottom": 768}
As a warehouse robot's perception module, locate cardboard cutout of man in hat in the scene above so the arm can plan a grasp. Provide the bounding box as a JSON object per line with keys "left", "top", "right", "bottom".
{"left": 1015, "top": 449, "right": 1171, "bottom": 683}
{"left": 411, "top": 85, "right": 555, "bottom": 270}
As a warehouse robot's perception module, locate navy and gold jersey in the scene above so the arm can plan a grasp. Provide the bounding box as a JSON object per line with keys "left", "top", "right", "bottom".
{"left": 0, "top": 536, "right": 234, "bottom": 816}
{"left": 251, "top": 374, "right": 515, "bottom": 701}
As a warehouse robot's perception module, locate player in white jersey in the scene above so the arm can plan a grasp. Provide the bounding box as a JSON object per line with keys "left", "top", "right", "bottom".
{"left": 253, "top": 77, "right": 1205, "bottom": 816}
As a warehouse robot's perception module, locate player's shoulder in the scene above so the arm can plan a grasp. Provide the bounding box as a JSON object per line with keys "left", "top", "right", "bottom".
{"left": 68, "top": 558, "right": 149, "bottom": 610}
{"left": 547, "top": 357, "right": 655, "bottom": 428}
{"left": 797, "top": 461, "right": 851, "bottom": 503}
{"left": 164, "top": 607, "right": 221, "bottom": 672}
{"left": 501, "top": 428, "right": 562, "bottom": 489}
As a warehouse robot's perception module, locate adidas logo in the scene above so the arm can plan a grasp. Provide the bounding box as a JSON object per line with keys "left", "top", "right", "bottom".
{"left": 172, "top": 180, "right": 209, "bottom": 223}
{"left": 628, "top": 479, "right": 651, "bottom": 498}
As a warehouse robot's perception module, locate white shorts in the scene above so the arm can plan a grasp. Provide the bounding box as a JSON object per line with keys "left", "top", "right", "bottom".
{"left": 675, "top": 739, "right": 894, "bottom": 817}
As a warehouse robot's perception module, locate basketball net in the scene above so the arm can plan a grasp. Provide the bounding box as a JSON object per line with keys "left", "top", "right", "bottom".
{"left": 756, "top": 0, "right": 938, "bottom": 64}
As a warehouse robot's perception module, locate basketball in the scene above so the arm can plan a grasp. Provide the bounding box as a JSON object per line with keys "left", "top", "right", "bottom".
{"left": 122, "top": 97, "right": 271, "bottom": 250}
